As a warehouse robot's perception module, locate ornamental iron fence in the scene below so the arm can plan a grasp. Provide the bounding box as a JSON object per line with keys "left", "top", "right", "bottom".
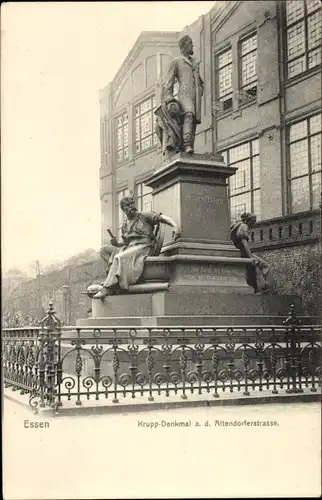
{"left": 2, "top": 303, "right": 322, "bottom": 414}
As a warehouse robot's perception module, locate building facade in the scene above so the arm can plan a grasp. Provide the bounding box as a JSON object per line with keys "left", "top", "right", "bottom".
{"left": 99, "top": 0, "right": 321, "bottom": 238}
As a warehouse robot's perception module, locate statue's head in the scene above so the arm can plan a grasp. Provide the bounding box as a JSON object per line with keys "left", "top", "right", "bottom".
{"left": 120, "top": 196, "right": 137, "bottom": 217}
{"left": 241, "top": 212, "right": 257, "bottom": 228}
{"left": 179, "top": 35, "right": 193, "bottom": 56}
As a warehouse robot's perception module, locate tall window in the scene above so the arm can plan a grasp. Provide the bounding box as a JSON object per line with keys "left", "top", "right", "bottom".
{"left": 216, "top": 48, "right": 233, "bottom": 110}
{"left": 288, "top": 114, "right": 321, "bottom": 213}
{"left": 240, "top": 33, "right": 257, "bottom": 98}
{"left": 116, "top": 112, "right": 129, "bottom": 162}
{"left": 116, "top": 188, "right": 130, "bottom": 237}
{"left": 286, "top": 0, "right": 321, "bottom": 78}
{"left": 135, "top": 95, "right": 158, "bottom": 153}
{"left": 136, "top": 183, "right": 153, "bottom": 212}
{"left": 221, "top": 139, "right": 261, "bottom": 222}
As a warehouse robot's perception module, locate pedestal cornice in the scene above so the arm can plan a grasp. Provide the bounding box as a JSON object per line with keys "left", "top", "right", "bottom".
{"left": 145, "top": 152, "right": 237, "bottom": 193}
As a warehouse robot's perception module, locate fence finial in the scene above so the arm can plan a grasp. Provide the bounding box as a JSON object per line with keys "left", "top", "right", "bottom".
{"left": 41, "top": 302, "right": 61, "bottom": 331}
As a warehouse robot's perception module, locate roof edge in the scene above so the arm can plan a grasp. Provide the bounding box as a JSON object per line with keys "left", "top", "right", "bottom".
{"left": 111, "top": 30, "right": 180, "bottom": 89}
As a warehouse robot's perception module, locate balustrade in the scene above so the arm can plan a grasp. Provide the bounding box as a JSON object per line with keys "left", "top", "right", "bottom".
{"left": 250, "top": 210, "right": 320, "bottom": 249}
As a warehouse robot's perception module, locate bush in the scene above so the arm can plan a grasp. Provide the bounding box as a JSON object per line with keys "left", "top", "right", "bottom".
{"left": 259, "top": 244, "right": 321, "bottom": 316}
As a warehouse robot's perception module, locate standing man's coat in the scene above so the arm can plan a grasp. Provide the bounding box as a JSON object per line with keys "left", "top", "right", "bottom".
{"left": 163, "top": 55, "right": 204, "bottom": 124}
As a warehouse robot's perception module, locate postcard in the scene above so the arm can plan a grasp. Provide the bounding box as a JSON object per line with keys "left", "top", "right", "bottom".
{"left": 2, "top": 1, "right": 321, "bottom": 498}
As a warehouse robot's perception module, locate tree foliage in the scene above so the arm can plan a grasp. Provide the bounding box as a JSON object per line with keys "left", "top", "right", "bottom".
{"left": 42, "top": 248, "right": 99, "bottom": 274}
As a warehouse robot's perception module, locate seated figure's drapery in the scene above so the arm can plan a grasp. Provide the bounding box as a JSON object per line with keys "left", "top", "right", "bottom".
{"left": 100, "top": 212, "right": 161, "bottom": 291}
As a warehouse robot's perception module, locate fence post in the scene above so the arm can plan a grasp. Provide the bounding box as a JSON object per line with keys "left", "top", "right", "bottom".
{"left": 283, "top": 304, "right": 301, "bottom": 394}
{"left": 43, "top": 302, "right": 61, "bottom": 412}
{"left": 29, "top": 302, "right": 61, "bottom": 414}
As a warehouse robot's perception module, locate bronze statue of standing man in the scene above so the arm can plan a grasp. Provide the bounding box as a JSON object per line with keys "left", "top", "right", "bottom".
{"left": 155, "top": 35, "right": 204, "bottom": 155}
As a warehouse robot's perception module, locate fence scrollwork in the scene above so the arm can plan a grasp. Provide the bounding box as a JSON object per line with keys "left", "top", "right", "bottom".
{"left": 2, "top": 304, "right": 321, "bottom": 414}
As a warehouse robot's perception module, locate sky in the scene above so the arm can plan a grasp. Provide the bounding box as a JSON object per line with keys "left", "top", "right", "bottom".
{"left": 2, "top": 1, "right": 216, "bottom": 276}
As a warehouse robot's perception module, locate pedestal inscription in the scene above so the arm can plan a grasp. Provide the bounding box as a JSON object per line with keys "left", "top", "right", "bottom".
{"left": 146, "top": 153, "right": 236, "bottom": 250}
{"left": 181, "top": 264, "right": 241, "bottom": 284}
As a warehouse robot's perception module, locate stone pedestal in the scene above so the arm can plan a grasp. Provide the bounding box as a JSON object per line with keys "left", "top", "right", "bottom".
{"left": 145, "top": 152, "right": 236, "bottom": 256}
{"left": 144, "top": 152, "right": 253, "bottom": 293}
{"left": 77, "top": 152, "right": 302, "bottom": 327}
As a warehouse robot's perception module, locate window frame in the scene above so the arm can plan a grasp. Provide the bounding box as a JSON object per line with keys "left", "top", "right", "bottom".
{"left": 133, "top": 94, "right": 158, "bottom": 156}
{"left": 215, "top": 46, "right": 233, "bottom": 111}
{"left": 239, "top": 32, "right": 258, "bottom": 99}
{"left": 135, "top": 182, "right": 153, "bottom": 212}
{"left": 287, "top": 113, "right": 322, "bottom": 213}
{"left": 221, "top": 139, "right": 261, "bottom": 222}
{"left": 115, "top": 111, "right": 129, "bottom": 164}
{"left": 285, "top": 0, "right": 322, "bottom": 80}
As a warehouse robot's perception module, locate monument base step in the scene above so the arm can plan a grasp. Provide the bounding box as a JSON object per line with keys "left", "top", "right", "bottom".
{"left": 87, "top": 291, "right": 301, "bottom": 319}
{"left": 77, "top": 291, "right": 302, "bottom": 327}
{"left": 76, "top": 312, "right": 310, "bottom": 327}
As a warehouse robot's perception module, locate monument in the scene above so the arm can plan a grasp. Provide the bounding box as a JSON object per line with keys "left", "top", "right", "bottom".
{"left": 78, "top": 35, "right": 301, "bottom": 327}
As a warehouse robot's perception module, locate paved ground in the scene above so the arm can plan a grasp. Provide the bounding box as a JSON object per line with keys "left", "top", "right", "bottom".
{"left": 3, "top": 398, "right": 321, "bottom": 499}
{"left": 5, "top": 385, "right": 320, "bottom": 416}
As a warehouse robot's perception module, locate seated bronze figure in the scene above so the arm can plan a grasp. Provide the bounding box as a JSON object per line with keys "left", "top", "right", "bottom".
{"left": 230, "top": 212, "right": 275, "bottom": 294}
{"left": 94, "top": 196, "right": 180, "bottom": 299}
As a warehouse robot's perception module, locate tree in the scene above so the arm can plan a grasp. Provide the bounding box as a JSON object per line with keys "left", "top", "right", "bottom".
{"left": 2, "top": 268, "right": 31, "bottom": 318}
{"left": 2, "top": 268, "right": 30, "bottom": 295}
{"left": 41, "top": 249, "right": 99, "bottom": 274}
{"left": 64, "top": 249, "right": 99, "bottom": 267}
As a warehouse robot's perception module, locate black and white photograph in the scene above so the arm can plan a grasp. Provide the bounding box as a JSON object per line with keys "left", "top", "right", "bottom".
{"left": 2, "top": 1, "right": 321, "bottom": 498}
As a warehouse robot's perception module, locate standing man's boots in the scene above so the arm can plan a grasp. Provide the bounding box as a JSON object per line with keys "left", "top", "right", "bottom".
{"left": 182, "top": 112, "right": 196, "bottom": 154}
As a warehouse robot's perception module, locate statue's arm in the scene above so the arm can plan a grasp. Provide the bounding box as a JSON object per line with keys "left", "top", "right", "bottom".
{"left": 158, "top": 214, "right": 181, "bottom": 240}
{"left": 120, "top": 231, "right": 130, "bottom": 245}
{"left": 110, "top": 238, "right": 124, "bottom": 248}
{"left": 239, "top": 235, "right": 258, "bottom": 264}
{"left": 110, "top": 229, "right": 127, "bottom": 248}
{"left": 117, "top": 239, "right": 126, "bottom": 248}
{"left": 163, "top": 59, "right": 177, "bottom": 102}
{"left": 239, "top": 238, "right": 252, "bottom": 258}
{"left": 231, "top": 223, "right": 256, "bottom": 262}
